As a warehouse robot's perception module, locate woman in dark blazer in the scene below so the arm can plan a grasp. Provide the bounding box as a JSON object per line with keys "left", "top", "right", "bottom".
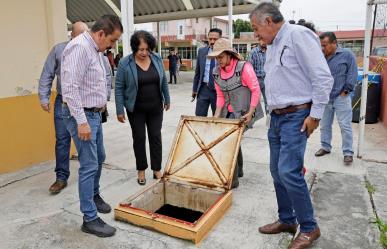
{"left": 115, "top": 30, "right": 171, "bottom": 185}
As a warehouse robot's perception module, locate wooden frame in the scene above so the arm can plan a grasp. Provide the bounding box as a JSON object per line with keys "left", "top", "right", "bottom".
{"left": 115, "top": 116, "right": 244, "bottom": 244}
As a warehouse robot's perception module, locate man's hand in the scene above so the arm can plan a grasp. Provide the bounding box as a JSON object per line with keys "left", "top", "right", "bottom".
{"left": 117, "top": 114, "right": 126, "bottom": 123}
{"left": 164, "top": 104, "right": 170, "bottom": 111}
{"left": 191, "top": 92, "right": 197, "bottom": 102}
{"left": 78, "top": 123, "right": 91, "bottom": 141}
{"left": 41, "top": 103, "right": 50, "bottom": 113}
{"left": 301, "top": 116, "right": 320, "bottom": 138}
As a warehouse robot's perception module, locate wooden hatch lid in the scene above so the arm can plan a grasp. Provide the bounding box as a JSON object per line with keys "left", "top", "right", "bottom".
{"left": 164, "top": 116, "right": 245, "bottom": 190}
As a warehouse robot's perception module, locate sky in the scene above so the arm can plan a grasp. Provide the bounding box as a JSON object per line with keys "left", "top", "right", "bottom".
{"left": 136, "top": 0, "right": 369, "bottom": 32}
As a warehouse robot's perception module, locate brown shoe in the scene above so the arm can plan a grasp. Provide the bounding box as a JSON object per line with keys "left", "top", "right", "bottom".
{"left": 315, "top": 149, "right": 330, "bottom": 157}
{"left": 259, "top": 221, "right": 298, "bottom": 234}
{"left": 49, "top": 180, "right": 67, "bottom": 194}
{"left": 289, "top": 227, "right": 321, "bottom": 249}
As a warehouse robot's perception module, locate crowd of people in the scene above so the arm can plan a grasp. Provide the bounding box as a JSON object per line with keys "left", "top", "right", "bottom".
{"left": 38, "top": 2, "right": 358, "bottom": 248}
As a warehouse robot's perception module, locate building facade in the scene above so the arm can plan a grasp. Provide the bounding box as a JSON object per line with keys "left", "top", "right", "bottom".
{"left": 0, "top": 0, "right": 68, "bottom": 173}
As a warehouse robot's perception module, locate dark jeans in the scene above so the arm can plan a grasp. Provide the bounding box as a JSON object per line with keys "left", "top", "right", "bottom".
{"left": 268, "top": 108, "right": 317, "bottom": 233}
{"left": 54, "top": 94, "right": 71, "bottom": 182}
{"left": 62, "top": 106, "right": 106, "bottom": 222}
{"left": 195, "top": 84, "right": 216, "bottom": 117}
{"left": 169, "top": 68, "right": 177, "bottom": 84}
{"left": 127, "top": 107, "right": 163, "bottom": 171}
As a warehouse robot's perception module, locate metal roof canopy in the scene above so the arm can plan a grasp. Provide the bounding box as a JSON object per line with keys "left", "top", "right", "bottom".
{"left": 66, "top": 0, "right": 256, "bottom": 24}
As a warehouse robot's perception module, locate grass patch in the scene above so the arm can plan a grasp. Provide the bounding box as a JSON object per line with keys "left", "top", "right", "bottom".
{"left": 375, "top": 218, "right": 387, "bottom": 248}
{"left": 365, "top": 180, "right": 376, "bottom": 194}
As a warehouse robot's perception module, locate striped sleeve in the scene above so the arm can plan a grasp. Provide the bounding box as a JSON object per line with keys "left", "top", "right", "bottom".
{"left": 61, "top": 44, "right": 88, "bottom": 124}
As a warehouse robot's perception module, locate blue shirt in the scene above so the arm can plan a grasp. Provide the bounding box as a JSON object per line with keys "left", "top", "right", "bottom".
{"left": 203, "top": 48, "right": 212, "bottom": 83}
{"left": 38, "top": 41, "right": 68, "bottom": 104}
{"left": 326, "top": 47, "right": 358, "bottom": 100}
{"left": 264, "top": 23, "right": 334, "bottom": 119}
{"left": 248, "top": 45, "right": 266, "bottom": 79}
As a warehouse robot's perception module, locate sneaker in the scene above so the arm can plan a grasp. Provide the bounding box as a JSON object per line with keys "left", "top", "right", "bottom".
{"left": 94, "top": 194, "right": 112, "bottom": 213}
{"left": 81, "top": 217, "right": 116, "bottom": 237}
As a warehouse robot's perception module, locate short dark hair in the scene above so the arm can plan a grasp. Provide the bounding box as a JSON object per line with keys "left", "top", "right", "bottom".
{"left": 319, "top": 32, "right": 337, "bottom": 43}
{"left": 209, "top": 28, "right": 222, "bottom": 36}
{"left": 130, "top": 30, "right": 157, "bottom": 54}
{"left": 297, "top": 21, "right": 316, "bottom": 33}
{"left": 249, "top": 2, "right": 284, "bottom": 24}
{"left": 91, "top": 15, "right": 123, "bottom": 35}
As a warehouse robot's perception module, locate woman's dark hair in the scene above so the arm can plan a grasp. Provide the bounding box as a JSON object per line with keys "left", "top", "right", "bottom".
{"left": 130, "top": 30, "right": 157, "bottom": 54}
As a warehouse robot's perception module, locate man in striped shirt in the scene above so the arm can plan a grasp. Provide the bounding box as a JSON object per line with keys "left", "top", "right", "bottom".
{"left": 61, "top": 15, "right": 122, "bottom": 237}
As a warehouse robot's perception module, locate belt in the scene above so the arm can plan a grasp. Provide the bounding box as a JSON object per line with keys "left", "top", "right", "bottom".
{"left": 272, "top": 102, "right": 311, "bottom": 115}
{"left": 63, "top": 102, "right": 105, "bottom": 113}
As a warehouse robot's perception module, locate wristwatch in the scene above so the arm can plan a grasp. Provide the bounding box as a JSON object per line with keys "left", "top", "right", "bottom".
{"left": 311, "top": 117, "right": 321, "bottom": 121}
{"left": 343, "top": 90, "right": 349, "bottom": 95}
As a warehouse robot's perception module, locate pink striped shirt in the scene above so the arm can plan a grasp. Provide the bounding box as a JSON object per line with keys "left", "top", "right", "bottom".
{"left": 61, "top": 31, "right": 107, "bottom": 124}
{"left": 215, "top": 58, "right": 261, "bottom": 112}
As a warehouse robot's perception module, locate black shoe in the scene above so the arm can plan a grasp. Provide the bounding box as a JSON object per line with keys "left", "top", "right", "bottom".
{"left": 93, "top": 194, "right": 112, "bottom": 213}
{"left": 315, "top": 148, "right": 330, "bottom": 157}
{"left": 238, "top": 167, "right": 244, "bottom": 177}
{"left": 344, "top": 155, "right": 353, "bottom": 165}
{"left": 81, "top": 217, "right": 116, "bottom": 237}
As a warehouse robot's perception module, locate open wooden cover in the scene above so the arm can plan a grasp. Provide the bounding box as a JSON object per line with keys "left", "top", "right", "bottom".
{"left": 164, "top": 116, "right": 244, "bottom": 190}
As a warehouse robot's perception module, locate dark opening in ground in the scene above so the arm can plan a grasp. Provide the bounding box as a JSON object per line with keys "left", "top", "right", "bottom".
{"left": 155, "top": 204, "right": 204, "bottom": 223}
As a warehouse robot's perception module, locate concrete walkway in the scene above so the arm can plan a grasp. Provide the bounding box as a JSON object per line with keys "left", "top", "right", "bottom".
{"left": 1, "top": 71, "right": 387, "bottom": 249}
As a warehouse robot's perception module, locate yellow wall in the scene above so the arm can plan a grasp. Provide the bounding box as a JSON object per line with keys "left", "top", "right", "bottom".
{"left": 0, "top": 94, "right": 56, "bottom": 172}
{"left": 0, "top": 0, "right": 68, "bottom": 173}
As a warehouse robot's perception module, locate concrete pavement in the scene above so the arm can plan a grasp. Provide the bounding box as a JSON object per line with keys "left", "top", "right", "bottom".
{"left": 1, "top": 71, "right": 387, "bottom": 249}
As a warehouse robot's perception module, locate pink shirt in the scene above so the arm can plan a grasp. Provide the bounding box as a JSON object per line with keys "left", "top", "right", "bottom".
{"left": 214, "top": 58, "right": 261, "bottom": 113}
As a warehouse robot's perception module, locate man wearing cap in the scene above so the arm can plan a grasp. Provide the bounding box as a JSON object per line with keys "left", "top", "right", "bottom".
{"left": 250, "top": 3, "right": 333, "bottom": 248}
{"left": 192, "top": 28, "right": 222, "bottom": 117}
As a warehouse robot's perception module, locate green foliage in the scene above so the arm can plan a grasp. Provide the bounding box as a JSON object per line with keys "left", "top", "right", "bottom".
{"left": 233, "top": 19, "right": 253, "bottom": 38}
{"left": 375, "top": 218, "right": 387, "bottom": 248}
{"left": 365, "top": 180, "right": 376, "bottom": 194}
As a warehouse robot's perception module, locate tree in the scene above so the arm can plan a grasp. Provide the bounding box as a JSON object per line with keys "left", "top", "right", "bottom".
{"left": 233, "top": 19, "right": 253, "bottom": 38}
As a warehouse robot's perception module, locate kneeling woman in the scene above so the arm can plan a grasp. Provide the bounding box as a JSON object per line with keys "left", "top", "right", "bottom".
{"left": 115, "top": 30, "right": 171, "bottom": 185}
{"left": 209, "top": 38, "right": 264, "bottom": 188}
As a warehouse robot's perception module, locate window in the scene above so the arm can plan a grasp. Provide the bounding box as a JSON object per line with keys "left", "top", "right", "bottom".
{"left": 160, "top": 21, "right": 167, "bottom": 34}
{"left": 196, "top": 18, "right": 199, "bottom": 23}
{"left": 179, "top": 25, "right": 183, "bottom": 35}
{"left": 177, "top": 47, "right": 197, "bottom": 59}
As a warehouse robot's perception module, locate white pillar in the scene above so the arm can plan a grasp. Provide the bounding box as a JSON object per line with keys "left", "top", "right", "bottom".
{"left": 157, "top": 22, "right": 162, "bottom": 57}
{"left": 228, "top": 0, "right": 233, "bottom": 45}
{"left": 357, "top": 2, "right": 374, "bottom": 158}
{"left": 121, "top": 0, "right": 134, "bottom": 56}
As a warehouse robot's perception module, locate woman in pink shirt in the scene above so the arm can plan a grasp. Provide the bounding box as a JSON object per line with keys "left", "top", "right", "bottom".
{"left": 208, "top": 38, "right": 264, "bottom": 188}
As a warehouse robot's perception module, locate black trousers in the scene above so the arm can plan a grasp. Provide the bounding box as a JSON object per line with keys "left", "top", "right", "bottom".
{"left": 195, "top": 84, "right": 217, "bottom": 117}
{"left": 169, "top": 68, "right": 177, "bottom": 84}
{"left": 127, "top": 107, "right": 163, "bottom": 171}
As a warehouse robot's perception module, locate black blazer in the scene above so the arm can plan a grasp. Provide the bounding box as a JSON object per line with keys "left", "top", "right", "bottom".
{"left": 192, "top": 46, "right": 211, "bottom": 93}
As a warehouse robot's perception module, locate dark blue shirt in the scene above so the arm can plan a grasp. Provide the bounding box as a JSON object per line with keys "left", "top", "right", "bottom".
{"left": 326, "top": 47, "right": 358, "bottom": 100}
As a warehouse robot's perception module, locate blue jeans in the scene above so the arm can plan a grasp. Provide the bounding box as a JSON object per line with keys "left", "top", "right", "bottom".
{"left": 320, "top": 95, "right": 354, "bottom": 156}
{"left": 268, "top": 108, "right": 317, "bottom": 233}
{"left": 54, "top": 94, "right": 71, "bottom": 182}
{"left": 62, "top": 105, "right": 106, "bottom": 222}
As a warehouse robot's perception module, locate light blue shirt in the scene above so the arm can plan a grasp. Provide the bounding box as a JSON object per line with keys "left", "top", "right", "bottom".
{"left": 38, "top": 41, "right": 68, "bottom": 104}
{"left": 264, "top": 23, "right": 334, "bottom": 119}
{"left": 203, "top": 48, "right": 212, "bottom": 83}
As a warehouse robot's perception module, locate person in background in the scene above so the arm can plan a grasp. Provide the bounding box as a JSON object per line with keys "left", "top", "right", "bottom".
{"left": 167, "top": 50, "right": 179, "bottom": 84}
{"left": 176, "top": 52, "right": 183, "bottom": 75}
{"left": 61, "top": 15, "right": 123, "bottom": 237}
{"left": 115, "top": 30, "right": 170, "bottom": 185}
{"left": 114, "top": 53, "right": 122, "bottom": 68}
{"left": 210, "top": 38, "right": 264, "bottom": 188}
{"left": 38, "top": 21, "right": 88, "bottom": 194}
{"left": 315, "top": 32, "right": 358, "bottom": 165}
{"left": 106, "top": 50, "right": 115, "bottom": 76}
{"left": 248, "top": 37, "right": 268, "bottom": 113}
{"left": 192, "top": 28, "right": 222, "bottom": 117}
{"left": 250, "top": 3, "right": 333, "bottom": 248}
